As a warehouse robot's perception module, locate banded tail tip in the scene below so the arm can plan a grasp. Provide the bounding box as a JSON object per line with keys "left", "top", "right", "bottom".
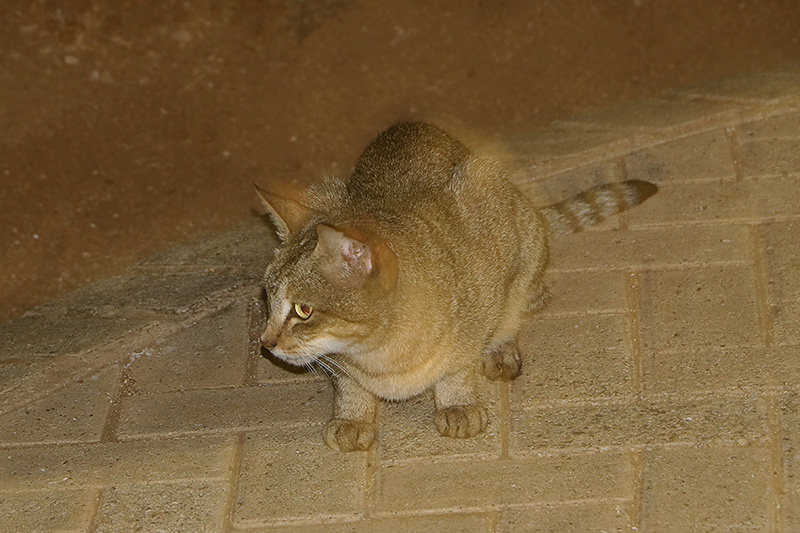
{"left": 625, "top": 179, "right": 659, "bottom": 204}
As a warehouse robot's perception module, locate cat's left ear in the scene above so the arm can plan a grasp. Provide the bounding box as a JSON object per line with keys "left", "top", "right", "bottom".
{"left": 255, "top": 184, "right": 315, "bottom": 243}
{"left": 314, "top": 224, "right": 373, "bottom": 290}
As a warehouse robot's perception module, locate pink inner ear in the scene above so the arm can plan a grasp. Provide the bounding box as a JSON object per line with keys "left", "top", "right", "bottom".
{"left": 315, "top": 224, "right": 373, "bottom": 288}
{"left": 343, "top": 239, "right": 372, "bottom": 272}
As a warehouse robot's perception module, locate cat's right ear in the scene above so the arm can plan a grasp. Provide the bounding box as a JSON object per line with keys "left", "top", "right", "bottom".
{"left": 254, "top": 184, "right": 313, "bottom": 243}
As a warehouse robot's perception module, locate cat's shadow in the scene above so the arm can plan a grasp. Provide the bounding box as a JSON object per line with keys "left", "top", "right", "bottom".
{"left": 259, "top": 346, "right": 313, "bottom": 376}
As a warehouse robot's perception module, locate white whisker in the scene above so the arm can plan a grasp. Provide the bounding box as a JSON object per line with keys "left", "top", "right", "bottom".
{"left": 318, "top": 354, "right": 354, "bottom": 382}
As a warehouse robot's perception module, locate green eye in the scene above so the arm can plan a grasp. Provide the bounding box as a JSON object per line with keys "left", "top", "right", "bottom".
{"left": 294, "top": 303, "right": 313, "bottom": 319}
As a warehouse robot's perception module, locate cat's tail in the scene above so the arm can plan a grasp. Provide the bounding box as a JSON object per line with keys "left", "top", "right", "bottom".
{"left": 540, "top": 180, "right": 658, "bottom": 236}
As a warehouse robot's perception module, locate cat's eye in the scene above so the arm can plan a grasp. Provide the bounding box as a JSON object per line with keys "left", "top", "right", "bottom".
{"left": 294, "top": 303, "right": 313, "bottom": 320}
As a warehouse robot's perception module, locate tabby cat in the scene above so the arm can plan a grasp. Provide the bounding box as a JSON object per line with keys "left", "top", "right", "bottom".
{"left": 257, "top": 122, "right": 656, "bottom": 451}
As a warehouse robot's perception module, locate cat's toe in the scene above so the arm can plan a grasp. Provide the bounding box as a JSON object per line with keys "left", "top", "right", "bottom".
{"left": 434, "top": 404, "right": 488, "bottom": 438}
{"left": 481, "top": 345, "right": 522, "bottom": 381}
{"left": 324, "top": 419, "right": 376, "bottom": 452}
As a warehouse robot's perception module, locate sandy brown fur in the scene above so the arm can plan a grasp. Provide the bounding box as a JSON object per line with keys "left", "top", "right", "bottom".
{"left": 257, "top": 122, "right": 656, "bottom": 451}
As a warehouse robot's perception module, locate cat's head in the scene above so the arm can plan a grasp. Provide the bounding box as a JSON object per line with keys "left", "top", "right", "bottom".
{"left": 256, "top": 185, "right": 397, "bottom": 367}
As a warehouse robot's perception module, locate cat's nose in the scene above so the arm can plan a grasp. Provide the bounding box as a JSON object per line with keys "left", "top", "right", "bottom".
{"left": 260, "top": 333, "right": 277, "bottom": 350}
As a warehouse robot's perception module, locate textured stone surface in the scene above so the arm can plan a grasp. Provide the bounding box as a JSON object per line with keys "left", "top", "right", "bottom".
{"left": 0, "top": 489, "right": 93, "bottom": 532}
{"left": 497, "top": 504, "right": 630, "bottom": 533}
{"left": 375, "top": 453, "right": 633, "bottom": 513}
{"left": 95, "top": 481, "right": 228, "bottom": 532}
{"left": 135, "top": 219, "right": 278, "bottom": 271}
{"left": 541, "top": 270, "right": 628, "bottom": 316}
{"left": 0, "top": 365, "right": 118, "bottom": 445}
{"left": 643, "top": 346, "right": 800, "bottom": 394}
{"left": 235, "top": 427, "right": 366, "bottom": 525}
{"left": 0, "top": 315, "right": 147, "bottom": 360}
{"left": 32, "top": 271, "right": 253, "bottom": 318}
{"left": 511, "top": 396, "right": 768, "bottom": 452}
{"left": 625, "top": 129, "right": 736, "bottom": 183}
{"left": 557, "top": 97, "right": 739, "bottom": 131}
{"left": 548, "top": 224, "right": 750, "bottom": 271}
{"left": 641, "top": 447, "right": 771, "bottom": 530}
{"left": 127, "top": 301, "right": 250, "bottom": 393}
{"left": 513, "top": 314, "right": 633, "bottom": 403}
{"left": 1, "top": 436, "right": 235, "bottom": 490}
{"left": 639, "top": 266, "right": 762, "bottom": 352}
{"left": 117, "top": 381, "right": 332, "bottom": 439}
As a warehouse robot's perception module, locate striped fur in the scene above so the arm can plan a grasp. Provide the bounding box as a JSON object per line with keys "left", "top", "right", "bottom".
{"left": 540, "top": 180, "right": 658, "bottom": 236}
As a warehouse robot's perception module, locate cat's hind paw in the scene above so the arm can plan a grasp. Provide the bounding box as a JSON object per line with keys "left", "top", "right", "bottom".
{"left": 435, "top": 404, "right": 488, "bottom": 438}
{"left": 324, "top": 418, "right": 376, "bottom": 452}
{"left": 481, "top": 341, "right": 522, "bottom": 381}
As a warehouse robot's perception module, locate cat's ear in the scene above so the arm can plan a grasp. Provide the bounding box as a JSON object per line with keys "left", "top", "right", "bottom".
{"left": 314, "top": 224, "right": 373, "bottom": 290}
{"left": 255, "top": 184, "right": 314, "bottom": 243}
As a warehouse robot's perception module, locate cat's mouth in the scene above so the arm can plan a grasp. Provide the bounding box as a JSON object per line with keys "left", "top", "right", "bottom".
{"left": 267, "top": 346, "right": 320, "bottom": 367}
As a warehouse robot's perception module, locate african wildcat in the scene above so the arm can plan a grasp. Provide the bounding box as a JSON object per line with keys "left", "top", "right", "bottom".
{"left": 257, "top": 122, "right": 656, "bottom": 451}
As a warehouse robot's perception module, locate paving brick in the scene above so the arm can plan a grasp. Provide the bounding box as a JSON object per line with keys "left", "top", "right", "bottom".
{"left": 0, "top": 436, "right": 235, "bottom": 490}
{"left": 504, "top": 126, "right": 632, "bottom": 162}
{"left": 0, "top": 362, "right": 48, "bottom": 394}
{"left": 643, "top": 346, "right": 800, "bottom": 394}
{"left": 511, "top": 397, "right": 768, "bottom": 453}
{"left": 780, "top": 393, "right": 800, "bottom": 493}
{"left": 375, "top": 452, "right": 633, "bottom": 513}
{"left": 677, "top": 71, "right": 800, "bottom": 103}
{"left": 0, "top": 488, "right": 93, "bottom": 531}
{"left": 128, "top": 301, "right": 250, "bottom": 393}
{"left": 32, "top": 271, "right": 253, "bottom": 318}
{"left": 234, "top": 426, "right": 366, "bottom": 525}
{"left": 629, "top": 176, "right": 800, "bottom": 228}
{"left": 497, "top": 503, "right": 629, "bottom": 533}
{"left": 742, "top": 137, "right": 800, "bottom": 178}
{"left": 118, "top": 381, "right": 332, "bottom": 439}
{"left": 788, "top": 492, "right": 800, "bottom": 533}
{"left": 639, "top": 266, "right": 762, "bottom": 352}
{"left": 513, "top": 314, "right": 633, "bottom": 404}
{"left": 761, "top": 220, "right": 800, "bottom": 302}
{"left": 557, "top": 98, "right": 739, "bottom": 131}
{"left": 773, "top": 300, "right": 800, "bottom": 346}
{"left": 624, "top": 129, "right": 736, "bottom": 183}
{"left": 627, "top": 179, "right": 752, "bottom": 227}
{"left": 751, "top": 175, "right": 800, "bottom": 219}
{"left": 95, "top": 481, "right": 227, "bottom": 532}
{"left": 257, "top": 514, "right": 493, "bottom": 532}
{"left": 134, "top": 219, "right": 277, "bottom": 270}
{"left": 641, "top": 446, "right": 771, "bottom": 531}
{"left": 548, "top": 225, "right": 750, "bottom": 272}
{"left": 378, "top": 382, "right": 501, "bottom": 463}
{"left": 761, "top": 220, "right": 800, "bottom": 345}
{"left": 542, "top": 270, "right": 628, "bottom": 316}
{"left": 0, "top": 315, "right": 148, "bottom": 360}
{"left": 0, "top": 365, "right": 118, "bottom": 445}
{"left": 741, "top": 111, "right": 800, "bottom": 140}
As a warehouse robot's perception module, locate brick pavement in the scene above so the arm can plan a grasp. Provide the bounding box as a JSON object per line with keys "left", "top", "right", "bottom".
{"left": 2, "top": 65, "right": 800, "bottom": 531}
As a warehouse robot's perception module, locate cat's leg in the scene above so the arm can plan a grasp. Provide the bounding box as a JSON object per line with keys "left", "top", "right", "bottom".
{"left": 325, "top": 375, "right": 379, "bottom": 452}
{"left": 481, "top": 338, "right": 522, "bottom": 381}
{"left": 433, "top": 367, "right": 488, "bottom": 438}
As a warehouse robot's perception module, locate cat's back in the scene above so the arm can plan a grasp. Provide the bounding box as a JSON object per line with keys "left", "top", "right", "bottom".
{"left": 345, "top": 122, "right": 470, "bottom": 213}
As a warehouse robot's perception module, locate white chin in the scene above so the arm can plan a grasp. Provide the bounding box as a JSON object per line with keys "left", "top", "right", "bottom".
{"left": 272, "top": 349, "right": 319, "bottom": 367}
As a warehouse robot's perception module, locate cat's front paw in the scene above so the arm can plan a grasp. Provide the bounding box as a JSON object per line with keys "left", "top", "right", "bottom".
{"left": 324, "top": 418, "right": 376, "bottom": 451}
{"left": 434, "top": 404, "right": 488, "bottom": 438}
{"left": 481, "top": 341, "right": 522, "bottom": 381}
